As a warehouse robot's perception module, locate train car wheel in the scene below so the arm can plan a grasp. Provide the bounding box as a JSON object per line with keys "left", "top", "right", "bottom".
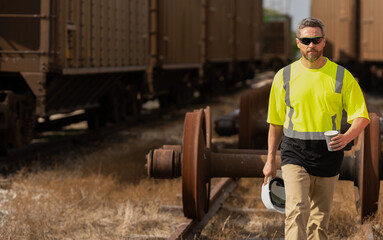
{"left": 359, "top": 113, "right": 381, "bottom": 222}
{"left": 182, "top": 108, "right": 211, "bottom": 220}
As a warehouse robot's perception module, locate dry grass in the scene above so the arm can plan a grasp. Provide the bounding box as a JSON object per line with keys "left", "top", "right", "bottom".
{"left": 0, "top": 166, "right": 185, "bottom": 239}
{"left": 200, "top": 179, "right": 383, "bottom": 239}
{"left": 0, "top": 117, "right": 187, "bottom": 239}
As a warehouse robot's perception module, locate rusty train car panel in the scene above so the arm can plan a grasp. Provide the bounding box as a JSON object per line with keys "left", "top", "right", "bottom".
{"left": 216, "top": 0, "right": 263, "bottom": 62}
{"left": 55, "top": 0, "right": 149, "bottom": 72}
{"left": 235, "top": 0, "right": 253, "bottom": 61}
{"left": 311, "top": 0, "right": 357, "bottom": 63}
{"left": 360, "top": 0, "right": 383, "bottom": 61}
{"left": 207, "top": 0, "right": 232, "bottom": 62}
{"left": 157, "top": 0, "right": 201, "bottom": 67}
{"left": 205, "top": 0, "right": 262, "bottom": 62}
{"left": 252, "top": 0, "right": 263, "bottom": 60}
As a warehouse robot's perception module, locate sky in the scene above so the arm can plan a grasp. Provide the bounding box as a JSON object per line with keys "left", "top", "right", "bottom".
{"left": 263, "top": 0, "right": 311, "bottom": 31}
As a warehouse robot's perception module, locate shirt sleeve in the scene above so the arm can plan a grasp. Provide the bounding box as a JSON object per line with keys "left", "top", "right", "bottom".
{"left": 267, "top": 69, "right": 286, "bottom": 126}
{"left": 342, "top": 70, "right": 370, "bottom": 124}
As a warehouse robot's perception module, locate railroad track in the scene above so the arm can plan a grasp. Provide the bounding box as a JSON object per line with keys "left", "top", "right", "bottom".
{"left": 168, "top": 178, "right": 237, "bottom": 240}
{"left": 146, "top": 102, "right": 382, "bottom": 239}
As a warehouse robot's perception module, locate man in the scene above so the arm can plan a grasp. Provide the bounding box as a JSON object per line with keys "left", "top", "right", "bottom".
{"left": 263, "top": 18, "right": 370, "bottom": 240}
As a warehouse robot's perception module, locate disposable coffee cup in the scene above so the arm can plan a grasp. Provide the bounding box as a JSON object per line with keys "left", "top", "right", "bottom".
{"left": 324, "top": 130, "right": 339, "bottom": 151}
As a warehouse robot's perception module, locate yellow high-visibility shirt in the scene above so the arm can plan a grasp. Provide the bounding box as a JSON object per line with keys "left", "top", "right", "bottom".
{"left": 267, "top": 58, "right": 370, "bottom": 140}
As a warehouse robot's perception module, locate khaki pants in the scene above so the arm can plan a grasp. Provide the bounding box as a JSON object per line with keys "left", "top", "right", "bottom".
{"left": 281, "top": 164, "right": 339, "bottom": 240}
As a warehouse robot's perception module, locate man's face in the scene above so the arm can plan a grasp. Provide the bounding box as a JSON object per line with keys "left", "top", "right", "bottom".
{"left": 296, "top": 27, "right": 325, "bottom": 62}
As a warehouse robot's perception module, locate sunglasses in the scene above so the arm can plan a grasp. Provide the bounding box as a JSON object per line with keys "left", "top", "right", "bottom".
{"left": 298, "top": 36, "right": 324, "bottom": 45}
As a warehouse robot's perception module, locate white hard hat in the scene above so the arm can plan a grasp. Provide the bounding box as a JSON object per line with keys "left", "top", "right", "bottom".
{"left": 261, "top": 169, "right": 285, "bottom": 213}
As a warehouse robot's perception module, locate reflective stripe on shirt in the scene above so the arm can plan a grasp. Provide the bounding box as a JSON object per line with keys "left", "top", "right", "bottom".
{"left": 282, "top": 64, "right": 345, "bottom": 140}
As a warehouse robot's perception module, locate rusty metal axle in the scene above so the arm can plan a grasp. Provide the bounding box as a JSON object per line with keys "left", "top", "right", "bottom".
{"left": 147, "top": 146, "right": 366, "bottom": 180}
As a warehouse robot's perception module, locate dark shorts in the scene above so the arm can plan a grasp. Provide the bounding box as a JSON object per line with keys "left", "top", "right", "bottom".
{"left": 280, "top": 136, "right": 344, "bottom": 177}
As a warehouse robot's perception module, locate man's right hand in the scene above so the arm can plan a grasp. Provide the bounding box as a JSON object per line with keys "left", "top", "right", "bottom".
{"left": 262, "top": 157, "right": 277, "bottom": 185}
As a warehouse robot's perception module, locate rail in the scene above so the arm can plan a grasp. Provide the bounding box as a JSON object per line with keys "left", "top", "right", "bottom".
{"left": 168, "top": 178, "right": 237, "bottom": 240}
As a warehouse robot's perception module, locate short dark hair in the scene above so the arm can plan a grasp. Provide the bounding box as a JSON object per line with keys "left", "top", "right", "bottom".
{"left": 296, "top": 18, "right": 325, "bottom": 37}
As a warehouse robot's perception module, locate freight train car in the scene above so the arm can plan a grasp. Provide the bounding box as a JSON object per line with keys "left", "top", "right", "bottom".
{"left": 0, "top": 0, "right": 264, "bottom": 151}
{"left": 0, "top": 0, "right": 149, "bottom": 150}
{"left": 149, "top": 0, "right": 263, "bottom": 105}
{"left": 311, "top": 0, "right": 383, "bottom": 94}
